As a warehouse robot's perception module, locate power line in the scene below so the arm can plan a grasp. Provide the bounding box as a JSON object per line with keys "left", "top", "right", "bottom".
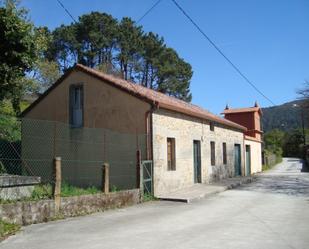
{"left": 55, "top": 0, "right": 120, "bottom": 70}
{"left": 56, "top": 0, "right": 77, "bottom": 23}
{"left": 171, "top": 0, "right": 276, "bottom": 106}
{"left": 137, "top": 0, "right": 162, "bottom": 23}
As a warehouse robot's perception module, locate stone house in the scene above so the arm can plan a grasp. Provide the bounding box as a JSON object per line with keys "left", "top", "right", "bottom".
{"left": 21, "top": 64, "right": 262, "bottom": 196}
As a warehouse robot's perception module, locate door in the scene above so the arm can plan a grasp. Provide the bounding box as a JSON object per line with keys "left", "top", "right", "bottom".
{"left": 246, "top": 145, "right": 251, "bottom": 176}
{"left": 234, "top": 144, "right": 241, "bottom": 176}
{"left": 141, "top": 160, "right": 153, "bottom": 195}
{"left": 193, "top": 140, "right": 201, "bottom": 183}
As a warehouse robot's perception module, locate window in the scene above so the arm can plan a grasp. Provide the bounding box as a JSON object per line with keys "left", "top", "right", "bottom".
{"left": 167, "top": 138, "right": 176, "bottom": 171}
{"left": 222, "top": 142, "right": 227, "bottom": 165}
{"left": 210, "top": 141, "right": 215, "bottom": 166}
{"left": 210, "top": 122, "right": 215, "bottom": 131}
{"left": 69, "top": 85, "right": 83, "bottom": 127}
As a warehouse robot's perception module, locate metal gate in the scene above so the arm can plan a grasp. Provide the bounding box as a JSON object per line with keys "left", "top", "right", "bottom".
{"left": 141, "top": 160, "right": 153, "bottom": 195}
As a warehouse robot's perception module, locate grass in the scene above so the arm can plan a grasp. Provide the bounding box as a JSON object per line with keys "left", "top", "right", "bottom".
{"left": 262, "top": 155, "right": 283, "bottom": 171}
{"left": 61, "top": 182, "right": 100, "bottom": 197}
{"left": 0, "top": 219, "right": 20, "bottom": 241}
{"left": 0, "top": 183, "right": 101, "bottom": 204}
{"left": 142, "top": 193, "right": 158, "bottom": 202}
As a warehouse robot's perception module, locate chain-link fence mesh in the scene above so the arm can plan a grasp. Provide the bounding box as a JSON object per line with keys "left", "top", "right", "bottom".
{"left": 0, "top": 114, "right": 147, "bottom": 200}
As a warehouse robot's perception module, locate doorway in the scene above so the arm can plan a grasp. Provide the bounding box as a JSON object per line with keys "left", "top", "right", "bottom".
{"left": 193, "top": 140, "right": 201, "bottom": 183}
{"left": 246, "top": 145, "right": 251, "bottom": 176}
{"left": 234, "top": 144, "right": 241, "bottom": 176}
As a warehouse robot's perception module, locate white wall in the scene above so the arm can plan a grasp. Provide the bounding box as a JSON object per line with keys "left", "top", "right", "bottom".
{"left": 245, "top": 139, "right": 262, "bottom": 174}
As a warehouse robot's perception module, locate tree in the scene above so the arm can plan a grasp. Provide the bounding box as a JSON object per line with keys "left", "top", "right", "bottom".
{"left": 264, "top": 129, "right": 285, "bottom": 157}
{"left": 116, "top": 17, "right": 143, "bottom": 81}
{"left": 47, "top": 12, "right": 193, "bottom": 102}
{"left": 283, "top": 129, "right": 308, "bottom": 158}
{"left": 298, "top": 81, "right": 309, "bottom": 101}
{"left": 156, "top": 48, "right": 192, "bottom": 101}
{"left": 0, "top": 1, "right": 36, "bottom": 114}
{"left": 76, "top": 12, "right": 118, "bottom": 67}
{"left": 297, "top": 81, "right": 309, "bottom": 128}
{"left": 141, "top": 32, "right": 164, "bottom": 88}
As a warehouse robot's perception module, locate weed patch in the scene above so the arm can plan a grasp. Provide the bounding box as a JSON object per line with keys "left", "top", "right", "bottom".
{"left": 0, "top": 219, "right": 20, "bottom": 241}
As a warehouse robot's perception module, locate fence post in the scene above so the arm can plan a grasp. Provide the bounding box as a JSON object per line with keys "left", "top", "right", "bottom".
{"left": 136, "top": 150, "right": 141, "bottom": 188}
{"left": 53, "top": 157, "right": 61, "bottom": 213}
{"left": 102, "top": 163, "right": 109, "bottom": 194}
{"left": 139, "top": 160, "right": 144, "bottom": 199}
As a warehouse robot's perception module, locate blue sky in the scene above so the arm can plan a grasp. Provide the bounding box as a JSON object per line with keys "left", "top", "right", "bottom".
{"left": 21, "top": 0, "right": 309, "bottom": 114}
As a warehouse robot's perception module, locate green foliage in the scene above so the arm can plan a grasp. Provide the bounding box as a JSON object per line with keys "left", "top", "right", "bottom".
{"left": 60, "top": 182, "right": 100, "bottom": 197}
{"left": 0, "top": 219, "right": 20, "bottom": 241}
{"left": 0, "top": 101, "right": 30, "bottom": 141}
{"left": 31, "top": 59, "right": 61, "bottom": 93}
{"left": 0, "top": 183, "right": 101, "bottom": 204}
{"left": 262, "top": 100, "right": 307, "bottom": 132}
{"left": 142, "top": 193, "right": 157, "bottom": 202}
{"left": 283, "top": 129, "right": 308, "bottom": 158}
{"left": 0, "top": 2, "right": 36, "bottom": 114}
{"left": 48, "top": 12, "right": 193, "bottom": 101}
{"left": 0, "top": 161, "right": 6, "bottom": 174}
{"left": 31, "top": 184, "right": 53, "bottom": 200}
{"left": 110, "top": 185, "right": 120, "bottom": 192}
{"left": 0, "top": 113, "right": 21, "bottom": 141}
{"left": 264, "top": 129, "right": 284, "bottom": 156}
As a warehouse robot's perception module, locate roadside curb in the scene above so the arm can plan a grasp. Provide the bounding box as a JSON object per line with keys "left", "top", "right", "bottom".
{"left": 158, "top": 176, "right": 256, "bottom": 203}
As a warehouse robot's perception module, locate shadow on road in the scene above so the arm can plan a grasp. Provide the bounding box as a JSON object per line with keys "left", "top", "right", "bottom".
{"left": 238, "top": 158, "right": 309, "bottom": 197}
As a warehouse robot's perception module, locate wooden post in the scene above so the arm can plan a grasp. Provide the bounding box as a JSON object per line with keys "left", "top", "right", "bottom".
{"left": 53, "top": 157, "right": 61, "bottom": 213}
{"left": 102, "top": 163, "right": 109, "bottom": 194}
{"left": 140, "top": 160, "right": 144, "bottom": 198}
{"left": 136, "top": 150, "right": 141, "bottom": 188}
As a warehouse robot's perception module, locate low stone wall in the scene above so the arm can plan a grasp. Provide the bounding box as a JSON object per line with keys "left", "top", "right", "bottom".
{"left": 0, "top": 175, "right": 41, "bottom": 200}
{"left": 0, "top": 189, "right": 140, "bottom": 225}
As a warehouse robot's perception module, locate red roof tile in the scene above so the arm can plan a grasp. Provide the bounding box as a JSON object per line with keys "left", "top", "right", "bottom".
{"left": 222, "top": 107, "right": 262, "bottom": 114}
{"left": 21, "top": 64, "right": 246, "bottom": 131}
{"left": 76, "top": 64, "right": 246, "bottom": 131}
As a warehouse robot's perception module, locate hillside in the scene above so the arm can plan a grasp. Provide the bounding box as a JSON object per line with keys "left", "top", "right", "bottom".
{"left": 262, "top": 100, "right": 306, "bottom": 132}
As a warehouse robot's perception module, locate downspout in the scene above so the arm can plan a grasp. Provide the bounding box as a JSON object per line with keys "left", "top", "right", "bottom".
{"left": 145, "top": 101, "right": 159, "bottom": 160}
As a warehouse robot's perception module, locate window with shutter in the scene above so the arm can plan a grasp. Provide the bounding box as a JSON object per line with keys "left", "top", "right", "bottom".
{"left": 167, "top": 138, "right": 176, "bottom": 171}
{"left": 223, "top": 142, "right": 227, "bottom": 165}
{"left": 69, "top": 85, "right": 83, "bottom": 128}
{"left": 210, "top": 141, "right": 216, "bottom": 166}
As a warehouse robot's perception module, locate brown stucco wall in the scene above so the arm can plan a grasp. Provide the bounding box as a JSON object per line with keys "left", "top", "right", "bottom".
{"left": 24, "top": 70, "right": 150, "bottom": 134}
{"left": 21, "top": 70, "right": 151, "bottom": 190}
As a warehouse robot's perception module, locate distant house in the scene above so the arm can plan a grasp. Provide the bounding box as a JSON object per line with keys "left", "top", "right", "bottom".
{"left": 21, "top": 64, "right": 262, "bottom": 196}
{"left": 222, "top": 103, "right": 263, "bottom": 175}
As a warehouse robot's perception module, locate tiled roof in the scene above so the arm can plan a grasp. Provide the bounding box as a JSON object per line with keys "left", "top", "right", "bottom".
{"left": 222, "top": 107, "right": 261, "bottom": 114}
{"left": 76, "top": 64, "right": 246, "bottom": 131}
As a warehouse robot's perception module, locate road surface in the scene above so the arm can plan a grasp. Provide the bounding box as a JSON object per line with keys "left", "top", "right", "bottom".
{"left": 1, "top": 158, "right": 309, "bottom": 249}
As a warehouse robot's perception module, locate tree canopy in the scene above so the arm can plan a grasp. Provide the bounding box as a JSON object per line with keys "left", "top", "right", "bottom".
{"left": 0, "top": 1, "right": 36, "bottom": 114}
{"left": 48, "top": 12, "right": 193, "bottom": 101}
{"left": 0, "top": 7, "right": 193, "bottom": 115}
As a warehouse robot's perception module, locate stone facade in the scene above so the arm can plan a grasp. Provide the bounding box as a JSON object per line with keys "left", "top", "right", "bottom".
{"left": 152, "top": 109, "right": 245, "bottom": 196}
{"left": 0, "top": 189, "right": 140, "bottom": 225}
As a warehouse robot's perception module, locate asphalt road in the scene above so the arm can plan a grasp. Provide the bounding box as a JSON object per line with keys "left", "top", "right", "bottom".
{"left": 1, "top": 158, "right": 309, "bottom": 249}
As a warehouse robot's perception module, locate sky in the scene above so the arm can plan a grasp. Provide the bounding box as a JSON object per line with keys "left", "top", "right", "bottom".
{"left": 20, "top": 0, "right": 309, "bottom": 115}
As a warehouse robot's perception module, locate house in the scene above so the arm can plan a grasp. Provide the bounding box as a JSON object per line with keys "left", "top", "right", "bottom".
{"left": 21, "top": 64, "right": 262, "bottom": 196}
{"left": 222, "top": 103, "right": 263, "bottom": 175}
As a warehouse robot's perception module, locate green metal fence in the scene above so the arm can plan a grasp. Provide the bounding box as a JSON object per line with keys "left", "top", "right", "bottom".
{"left": 0, "top": 114, "right": 147, "bottom": 194}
